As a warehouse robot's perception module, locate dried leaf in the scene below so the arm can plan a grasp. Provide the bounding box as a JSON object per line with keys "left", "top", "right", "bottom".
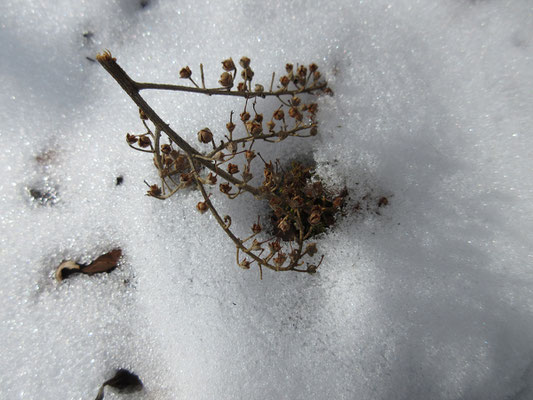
{"left": 94, "top": 369, "right": 143, "bottom": 400}
{"left": 55, "top": 249, "right": 122, "bottom": 282}
{"left": 55, "top": 260, "right": 81, "bottom": 281}
{"left": 81, "top": 249, "right": 122, "bottom": 275}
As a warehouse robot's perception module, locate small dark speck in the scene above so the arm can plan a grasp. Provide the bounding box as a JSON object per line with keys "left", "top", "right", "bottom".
{"left": 86, "top": 57, "right": 96, "bottom": 63}
{"left": 140, "top": 0, "right": 150, "bottom": 8}
{"left": 83, "top": 31, "right": 94, "bottom": 39}
{"left": 232, "top": 302, "right": 236, "bottom": 305}
{"left": 377, "top": 197, "right": 389, "bottom": 207}
{"left": 116, "top": 176, "right": 124, "bottom": 186}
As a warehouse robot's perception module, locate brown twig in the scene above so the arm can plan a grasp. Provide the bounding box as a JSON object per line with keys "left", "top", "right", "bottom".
{"left": 96, "top": 51, "right": 335, "bottom": 275}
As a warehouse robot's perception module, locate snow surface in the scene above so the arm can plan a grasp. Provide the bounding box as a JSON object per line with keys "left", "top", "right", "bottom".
{"left": 1, "top": 0, "right": 533, "bottom": 399}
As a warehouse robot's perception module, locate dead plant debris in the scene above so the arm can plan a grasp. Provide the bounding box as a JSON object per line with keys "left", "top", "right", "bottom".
{"left": 94, "top": 369, "right": 143, "bottom": 400}
{"left": 55, "top": 249, "right": 122, "bottom": 281}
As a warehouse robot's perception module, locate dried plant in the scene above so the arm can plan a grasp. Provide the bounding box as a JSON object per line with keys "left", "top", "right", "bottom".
{"left": 97, "top": 51, "right": 346, "bottom": 277}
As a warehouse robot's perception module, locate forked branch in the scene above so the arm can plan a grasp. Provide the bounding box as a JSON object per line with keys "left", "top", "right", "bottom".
{"left": 97, "top": 50, "right": 341, "bottom": 277}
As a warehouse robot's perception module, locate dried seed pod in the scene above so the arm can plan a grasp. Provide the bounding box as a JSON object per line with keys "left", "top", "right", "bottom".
{"left": 239, "top": 57, "right": 251, "bottom": 69}
{"left": 254, "top": 84, "right": 264, "bottom": 93}
{"left": 291, "top": 96, "right": 301, "bottom": 106}
{"left": 180, "top": 173, "right": 193, "bottom": 185}
{"left": 213, "top": 151, "right": 225, "bottom": 161}
{"left": 227, "top": 163, "right": 239, "bottom": 174}
{"left": 237, "top": 82, "right": 246, "bottom": 92}
{"left": 273, "top": 109, "right": 284, "bottom": 120}
{"left": 279, "top": 76, "right": 290, "bottom": 87}
{"left": 126, "top": 133, "right": 137, "bottom": 144}
{"left": 309, "top": 63, "right": 318, "bottom": 73}
{"left": 226, "top": 141, "right": 237, "bottom": 154}
{"left": 288, "top": 107, "right": 303, "bottom": 121}
{"left": 313, "top": 70, "right": 321, "bottom": 81}
{"left": 170, "top": 149, "right": 180, "bottom": 159}
{"left": 273, "top": 251, "right": 287, "bottom": 267}
{"left": 269, "top": 239, "right": 281, "bottom": 253}
{"left": 220, "top": 182, "right": 232, "bottom": 194}
{"left": 197, "top": 128, "right": 213, "bottom": 144}
{"left": 250, "top": 239, "right": 262, "bottom": 251}
{"left": 252, "top": 221, "right": 262, "bottom": 234}
{"left": 226, "top": 121, "right": 236, "bottom": 133}
{"left": 240, "top": 111, "right": 250, "bottom": 122}
{"left": 179, "top": 66, "right": 192, "bottom": 79}
{"left": 147, "top": 184, "right": 161, "bottom": 197}
{"left": 307, "top": 103, "right": 318, "bottom": 114}
{"left": 241, "top": 67, "right": 254, "bottom": 81}
{"left": 245, "top": 150, "right": 256, "bottom": 162}
{"left": 246, "top": 121, "right": 262, "bottom": 136}
{"left": 160, "top": 144, "right": 172, "bottom": 154}
{"left": 219, "top": 72, "right": 233, "bottom": 88}
{"left": 207, "top": 172, "right": 217, "bottom": 185}
{"left": 307, "top": 264, "right": 318, "bottom": 274}
{"left": 221, "top": 58, "right": 235, "bottom": 71}
{"left": 196, "top": 201, "right": 208, "bottom": 213}
{"left": 175, "top": 155, "right": 188, "bottom": 171}
{"left": 139, "top": 108, "right": 148, "bottom": 120}
{"left": 138, "top": 136, "right": 151, "bottom": 148}
{"left": 285, "top": 63, "right": 293, "bottom": 73}
{"left": 297, "top": 65, "right": 307, "bottom": 79}
{"left": 266, "top": 121, "right": 276, "bottom": 131}
{"left": 254, "top": 113, "right": 263, "bottom": 123}
{"left": 309, "top": 126, "right": 318, "bottom": 136}
{"left": 239, "top": 258, "right": 251, "bottom": 269}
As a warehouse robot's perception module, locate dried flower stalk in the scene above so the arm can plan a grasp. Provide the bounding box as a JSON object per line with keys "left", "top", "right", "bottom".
{"left": 97, "top": 51, "right": 343, "bottom": 277}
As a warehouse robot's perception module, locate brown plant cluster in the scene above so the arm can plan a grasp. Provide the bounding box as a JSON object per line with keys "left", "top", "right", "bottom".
{"left": 97, "top": 52, "right": 344, "bottom": 277}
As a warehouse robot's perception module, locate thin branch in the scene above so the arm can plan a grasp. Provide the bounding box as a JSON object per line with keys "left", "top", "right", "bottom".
{"left": 200, "top": 63, "right": 206, "bottom": 89}
{"left": 184, "top": 152, "right": 282, "bottom": 274}
{"left": 97, "top": 55, "right": 265, "bottom": 198}
{"left": 135, "top": 81, "right": 327, "bottom": 98}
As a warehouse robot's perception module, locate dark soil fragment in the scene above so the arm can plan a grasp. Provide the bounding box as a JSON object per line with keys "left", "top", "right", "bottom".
{"left": 94, "top": 369, "right": 143, "bottom": 400}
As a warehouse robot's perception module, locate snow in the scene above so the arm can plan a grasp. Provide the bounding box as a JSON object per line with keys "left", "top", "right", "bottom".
{"left": 1, "top": 0, "right": 533, "bottom": 399}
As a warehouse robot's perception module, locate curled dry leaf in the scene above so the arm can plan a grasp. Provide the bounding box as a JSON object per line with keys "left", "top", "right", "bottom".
{"left": 81, "top": 249, "right": 122, "bottom": 275}
{"left": 94, "top": 369, "right": 143, "bottom": 400}
{"left": 55, "top": 249, "right": 122, "bottom": 282}
{"left": 55, "top": 260, "right": 81, "bottom": 281}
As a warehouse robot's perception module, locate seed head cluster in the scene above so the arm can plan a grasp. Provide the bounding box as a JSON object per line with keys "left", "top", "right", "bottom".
{"left": 100, "top": 51, "right": 338, "bottom": 276}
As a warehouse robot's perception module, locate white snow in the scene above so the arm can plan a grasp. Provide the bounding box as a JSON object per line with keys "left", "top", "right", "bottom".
{"left": 1, "top": 0, "right": 533, "bottom": 399}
